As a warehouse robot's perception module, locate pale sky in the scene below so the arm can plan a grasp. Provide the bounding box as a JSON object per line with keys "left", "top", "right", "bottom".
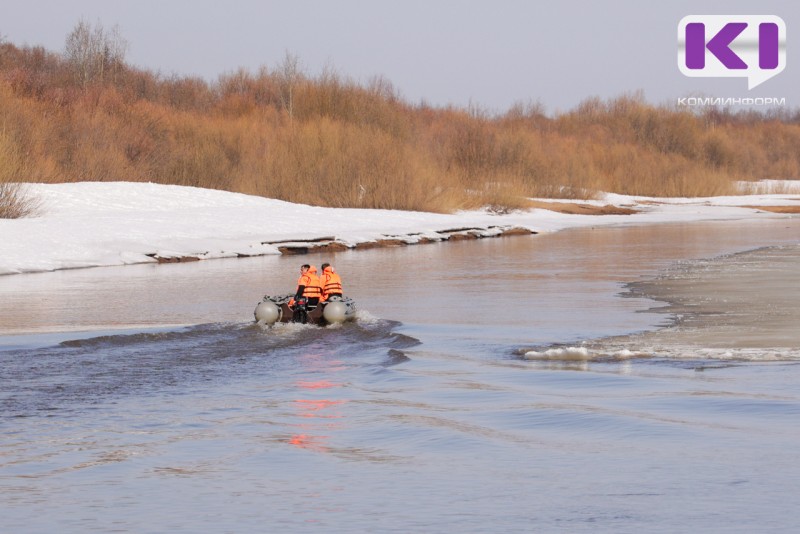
{"left": 2, "top": 0, "right": 797, "bottom": 114}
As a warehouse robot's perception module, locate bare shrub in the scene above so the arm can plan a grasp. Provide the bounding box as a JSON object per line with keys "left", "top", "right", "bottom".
{"left": 0, "top": 128, "right": 40, "bottom": 218}
{"left": 0, "top": 182, "right": 41, "bottom": 218}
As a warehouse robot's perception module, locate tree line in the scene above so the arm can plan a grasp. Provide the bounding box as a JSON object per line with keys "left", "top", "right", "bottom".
{"left": 1, "top": 21, "right": 799, "bottom": 218}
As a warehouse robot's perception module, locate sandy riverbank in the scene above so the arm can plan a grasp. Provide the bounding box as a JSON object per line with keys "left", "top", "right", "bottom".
{"left": 624, "top": 242, "right": 800, "bottom": 355}
{"left": 520, "top": 217, "right": 800, "bottom": 362}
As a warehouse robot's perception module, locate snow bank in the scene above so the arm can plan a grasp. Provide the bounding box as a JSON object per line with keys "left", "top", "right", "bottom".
{"left": 1, "top": 181, "right": 798, "bottom": 275}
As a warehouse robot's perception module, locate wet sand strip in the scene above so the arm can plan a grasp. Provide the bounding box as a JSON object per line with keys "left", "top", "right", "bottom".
{"left": 620, "top": 243, "right": 800, "bottom": 356}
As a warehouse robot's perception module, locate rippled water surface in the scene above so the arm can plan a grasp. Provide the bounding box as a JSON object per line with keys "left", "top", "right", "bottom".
{"left": 2, "top": 219, "right": 800, "bottom": 533}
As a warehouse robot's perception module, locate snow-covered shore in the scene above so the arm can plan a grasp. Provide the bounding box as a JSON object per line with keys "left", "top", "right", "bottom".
{"left": 1, "top": 181, "right": 798, "bottom": 276}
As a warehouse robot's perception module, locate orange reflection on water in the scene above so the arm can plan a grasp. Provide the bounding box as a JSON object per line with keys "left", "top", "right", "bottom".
{"left": 288, "top": 433, "right": 330, "bottom": 452}
{"left": 296, "top": 380, "right": 341, "bottom": 390}
{"left": 288, "top": 379, "right": 348, "bottom": 452}
{"left": 294, "top": 398, "right": 346, "bottom": 418}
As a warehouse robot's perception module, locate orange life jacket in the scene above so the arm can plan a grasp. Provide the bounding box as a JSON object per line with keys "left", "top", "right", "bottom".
{"left": 320, "top": 267, "right": 343, "bottom": 300}
{"left": 297, "top": 268, "right": 322, "bottom": 299}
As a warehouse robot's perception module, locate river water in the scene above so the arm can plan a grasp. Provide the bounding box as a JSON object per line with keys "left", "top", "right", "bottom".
{"left": 1, "top": 218, "right": 799, "bottom": 533}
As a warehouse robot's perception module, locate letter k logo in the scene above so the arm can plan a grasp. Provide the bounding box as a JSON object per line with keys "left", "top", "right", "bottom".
{"left": 686, "top": 22, "right": 748, "bottom": 69}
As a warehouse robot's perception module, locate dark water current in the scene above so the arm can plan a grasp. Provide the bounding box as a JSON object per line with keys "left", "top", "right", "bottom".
{"left": 2, "top": 218, "right": 800, "bottom": 533}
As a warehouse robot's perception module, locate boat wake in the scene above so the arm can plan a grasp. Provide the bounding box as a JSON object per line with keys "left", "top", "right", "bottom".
{"left": 0, "top": 314, "right": 418, "bottom": 419}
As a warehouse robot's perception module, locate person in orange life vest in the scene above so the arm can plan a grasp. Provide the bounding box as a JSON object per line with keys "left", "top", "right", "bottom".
{"left": 289, "top": 264, "right": 322, "bottom": 309}
{"left": 319, "top": 263, "right": 343, "bottom": 302}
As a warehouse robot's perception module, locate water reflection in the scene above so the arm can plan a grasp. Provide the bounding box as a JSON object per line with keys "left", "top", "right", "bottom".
{"left": 287, "top": 354, "right": 348, "bottom": 454}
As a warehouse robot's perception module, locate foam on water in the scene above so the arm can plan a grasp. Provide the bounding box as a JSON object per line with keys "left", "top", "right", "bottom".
{"left": 523, "top": 343, "right": 800, "bottom": 363}
{"left": 522, "top": 346, "right": 651, "bottom": 361}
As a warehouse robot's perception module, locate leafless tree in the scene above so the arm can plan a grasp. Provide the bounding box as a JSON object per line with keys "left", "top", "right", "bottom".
{"left": 64, "top": 19, "right": 128, "bottom": 88}
{"left": 276, "top": 51, "right": 302, "bottom": 124}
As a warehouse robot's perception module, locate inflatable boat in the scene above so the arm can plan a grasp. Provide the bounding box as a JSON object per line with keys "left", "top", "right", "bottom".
{"left": 254, "top": 294, "right": 357, "bottom": 326}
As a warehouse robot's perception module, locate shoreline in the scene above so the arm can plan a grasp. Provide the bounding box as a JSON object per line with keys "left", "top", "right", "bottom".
{"left": 541, "top": 237, "right": 800, "bottom": 362}
{"left": 2, "top": 181, "right": 799, "bottom": 276}
{"left": 156, "top": 225, "right": 537, "bottom": 263}
{"left": 517, "top": 217, "right": 800, "bottom": 362}
{"left": 622, "top": 242, "right": 800, "bottom": 355}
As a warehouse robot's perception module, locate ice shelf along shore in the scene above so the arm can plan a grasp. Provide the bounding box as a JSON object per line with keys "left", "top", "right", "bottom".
{"left": 1, "top": 181, "right": 798, "bottom": 276}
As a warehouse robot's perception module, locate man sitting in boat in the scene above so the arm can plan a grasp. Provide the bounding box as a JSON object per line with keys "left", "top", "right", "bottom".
{"left": 319, "top": 263, "right": 343, "bottom": 302}
{"left": 254, "top": 263, "right": 354, "bottom": 326}
{"left": 289, "top": 264, "right": 322, "bottom": 310}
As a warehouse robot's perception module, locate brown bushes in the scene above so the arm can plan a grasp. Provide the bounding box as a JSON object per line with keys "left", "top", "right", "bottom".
{"left": 1, "top": 34, "right": 799, "bottom": 213}
{"left": 0, "top": 182, "right": 41, "bottom": 218}
{"left": 0, "top": 124, "right": 40, "bottom": 218}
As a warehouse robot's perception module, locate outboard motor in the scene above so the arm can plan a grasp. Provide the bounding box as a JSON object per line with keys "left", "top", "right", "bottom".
{"left": 291, "top": 297, "right": 309, "bottom": 324}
